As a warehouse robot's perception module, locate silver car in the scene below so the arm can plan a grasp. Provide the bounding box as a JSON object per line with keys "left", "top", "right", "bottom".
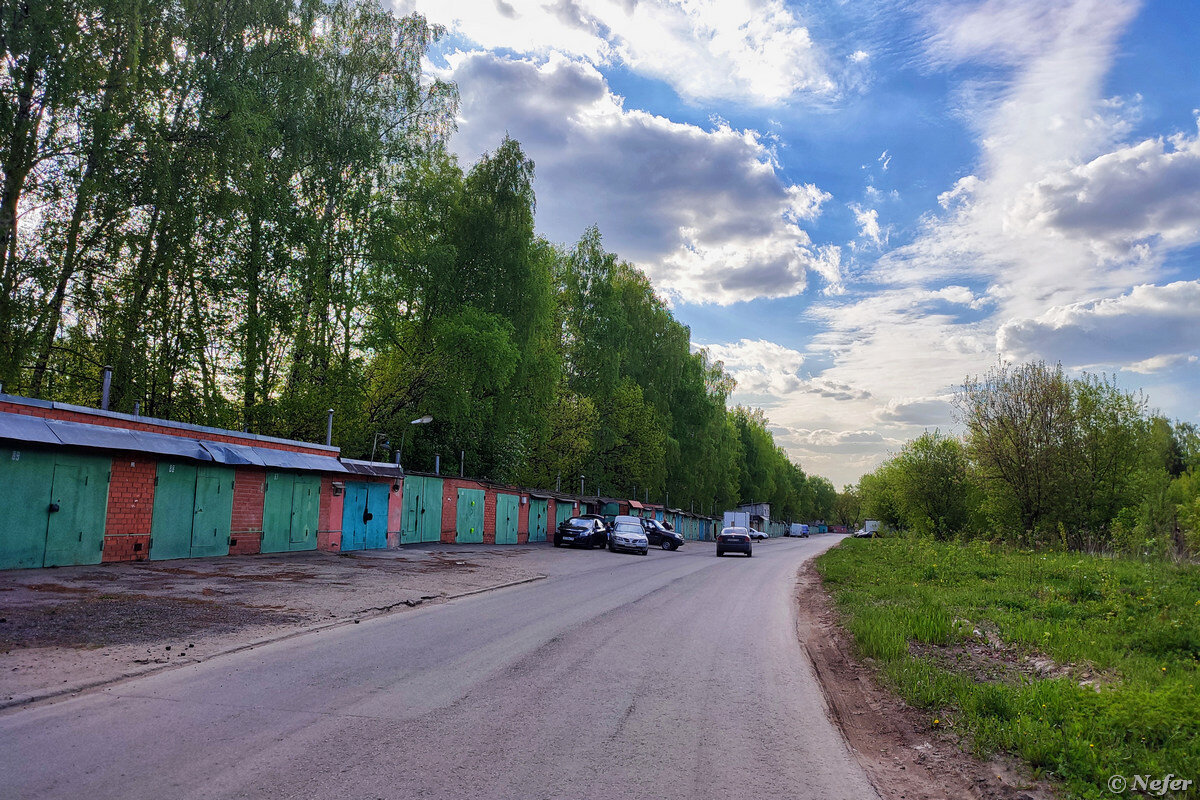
{"left": 608, "top": 516, "right": 649, "bottom": 555}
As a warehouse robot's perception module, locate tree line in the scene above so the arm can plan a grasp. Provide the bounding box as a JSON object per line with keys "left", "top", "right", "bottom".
{"left": 0, "top": 0, "right": 834, "bottom": 520}
{"left": 845, "top": 361, "right": 1200, "bottom": 557}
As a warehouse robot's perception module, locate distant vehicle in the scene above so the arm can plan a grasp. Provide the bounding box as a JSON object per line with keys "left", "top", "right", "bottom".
{"left": 716, "top": 526, "right": 752, "bottom": 557}
{"left": 853, "top": 519, "right": 881, "bottom": 538}
{"left": 608, "top": 515, "right": 649, "bottom": 555}
{"left": 787, "top": 523, "right": 810, "bottom": 538}
{"left": 641, "top": 517, "right": 684, "bottom": 551}
{"left": 748, "top": 529, "right": 768, "bottom": 541}
{"left": 723, "top": 511, "right": 751, "bottom": 530}
{"left": 554, "top": 517, "right": 607, "bottom": 549}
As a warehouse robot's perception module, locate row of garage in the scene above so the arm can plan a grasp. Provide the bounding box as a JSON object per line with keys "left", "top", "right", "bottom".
{"left": 0, "top": 393, "right": 721, "bottom": 571}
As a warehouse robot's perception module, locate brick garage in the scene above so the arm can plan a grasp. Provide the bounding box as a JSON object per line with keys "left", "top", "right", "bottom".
{"left": 0, "top": 393, "right": 346, "bottom": 568}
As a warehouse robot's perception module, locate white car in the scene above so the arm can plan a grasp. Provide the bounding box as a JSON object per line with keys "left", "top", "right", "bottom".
{"left": 748, "top": 529, "right": 768, "bottom": 541}
{"left": 608, "top": 515, "right": 650, "bottom": 555}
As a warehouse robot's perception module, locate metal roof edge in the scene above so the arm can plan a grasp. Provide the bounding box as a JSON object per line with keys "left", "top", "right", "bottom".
{"left": 0, "top": 393, "right": 339, "bottom": 453}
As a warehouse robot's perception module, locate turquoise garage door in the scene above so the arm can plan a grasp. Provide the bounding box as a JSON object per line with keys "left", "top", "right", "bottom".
{"left": 341, "top": 481, "right": 390, "bottom": 551}
{"left": 261, "top": 472, "right": 320, "bottom": 553}
{"left": 150, "top": 462, "right": 234, "bottom": 561}
{"left": 0, "top": 448, "right": 110, "bottom": 570}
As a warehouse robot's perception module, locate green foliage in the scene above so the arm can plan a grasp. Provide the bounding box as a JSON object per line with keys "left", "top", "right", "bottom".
{"left": 818, "top": 538, "right": 1200, "bottom": 799}
{"left": 0, "top": 0, "right": 826, "bottom": 513}
{"left": 855, "top": 361, "right": 1197, "bottom": 557}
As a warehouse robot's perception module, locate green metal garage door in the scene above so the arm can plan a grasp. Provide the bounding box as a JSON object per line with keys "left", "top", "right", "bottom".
{"left": 261, "top": 472, "right": 320, "bottom": 553}
{"left": 456, "top": 488, "right": 484, "bottom": 543}
{"left": 341, "top": 481, "right": 389, "bottom": 551}
{"left": 0, "top": 448, "right": 110, "bottom": 570}
{"left": 400, "top": 475, "right": 443, "bottom": 544}
{"left": 555, "top": 501, "right": 574, "bottom": 529}
{"left": 528, "top": 498, "right": 548, "bottom": 542}
{"left": 150, "top": 462, "right": 234, "bottom": 561}
{"left": 495, "top": 493, "right": 519, "bottom": 544}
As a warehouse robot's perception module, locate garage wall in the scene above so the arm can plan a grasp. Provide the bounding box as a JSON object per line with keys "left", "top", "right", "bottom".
{"left": 102, "top": 458, "right": 156, "bottom": 562}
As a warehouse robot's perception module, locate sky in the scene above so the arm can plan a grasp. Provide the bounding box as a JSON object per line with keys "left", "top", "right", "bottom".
{"left": 393, "top": 0, "right": 1200, "bottom": 489}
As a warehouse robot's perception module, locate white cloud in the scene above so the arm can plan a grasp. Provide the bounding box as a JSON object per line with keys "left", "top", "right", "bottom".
{"left": 444, "top": 52, "right": 837, "bottom": 302}
{"left": 1008, "top": 121, "right": 1200, "bottom": 259}
{"left": 849, "top": 203, "right": 886, "bottom": 247}
{"left": 873, "top": 396, "right": 956, "bottom": 426}
{"left": 401, "top": 0, "right": 835, "bottom": 105}
{"left": 997, "top": 280, "right": 1200, "bottom": 371}
{"left": 699, "top": 339, "right": 805, "bottom": 395}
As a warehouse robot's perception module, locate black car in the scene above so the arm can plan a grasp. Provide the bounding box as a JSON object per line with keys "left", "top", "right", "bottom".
{"left": 716, "top": 526, "right": 752, "bottom": 557}
{"left": 641, "top": 518, "right": 684, "bottom": 551}
{"left": 554, "top": 517, "right": 607, "bottom": 548}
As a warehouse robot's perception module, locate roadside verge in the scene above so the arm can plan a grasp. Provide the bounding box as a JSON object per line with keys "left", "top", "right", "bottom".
{"left": 795, "top": 561, "right": 1056, "bottom": 800}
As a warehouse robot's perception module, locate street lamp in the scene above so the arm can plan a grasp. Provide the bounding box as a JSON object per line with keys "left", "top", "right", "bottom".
{"left": 370, "top": 432, "right": 389, "bottom": 463}
{"left": 398, "top": 414, "right": 433, "bottom": 470}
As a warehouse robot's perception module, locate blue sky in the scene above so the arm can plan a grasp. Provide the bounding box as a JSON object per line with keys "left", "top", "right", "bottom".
{"left": 396, "top": 0, "right": 1200, "bottom": 488}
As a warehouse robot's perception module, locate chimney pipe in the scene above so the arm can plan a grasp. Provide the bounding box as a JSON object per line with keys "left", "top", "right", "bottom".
{"left": 100, "top": 366, "right": 113, "bottom": 410}
{"left": 325, "top": 409, "right": 334, "bottom": 446}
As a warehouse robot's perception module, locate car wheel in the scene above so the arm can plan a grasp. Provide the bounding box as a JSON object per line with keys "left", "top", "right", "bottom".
{"left": 553, "top": 538, "right": 561, "bottom": 547}
{"left": 661, "top": 540, "right": 672, "bottom": 550}
{"left": 747, "top": 551, "right": 753, "bottom": 557}
{"left": 609, "top": 542, "right": 616, "bottom": 552}
{"left": 716, "top": 549, "right": 723, "bottom": 557}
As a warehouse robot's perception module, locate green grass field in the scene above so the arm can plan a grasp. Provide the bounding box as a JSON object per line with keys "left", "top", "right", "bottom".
{"left": 816, "top": 538, "right": 1200, "bottom": 799}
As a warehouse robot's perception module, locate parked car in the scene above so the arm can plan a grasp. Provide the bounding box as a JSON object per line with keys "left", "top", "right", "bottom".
{"left": 577, "top": 513, "right": 611, "bottom": 532}
{"left": 748, "top": 528, "right": 768, "bottom": 541}
{"left": 641, "top": 517, "right": 684, "bottom": 551}
{"left": 716, "top": 526, "right": 752, "bottom": 557}
{"left": 554, "top": 517, "right": 607, "bottom": 548}
{"left": 608, "top": 515, "right": 649, "bottom": 555}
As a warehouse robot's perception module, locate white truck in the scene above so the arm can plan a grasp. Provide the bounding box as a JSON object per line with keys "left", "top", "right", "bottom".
{"left": 855, "top": 519, "right": 881, "bottom": 538}
{"left": 723, "top": 511, "right": 751, "bottom": 530}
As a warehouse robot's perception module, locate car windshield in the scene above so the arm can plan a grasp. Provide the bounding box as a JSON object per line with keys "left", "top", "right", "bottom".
{"left": 614, "top": 523, "right": 642, "bottom": 535}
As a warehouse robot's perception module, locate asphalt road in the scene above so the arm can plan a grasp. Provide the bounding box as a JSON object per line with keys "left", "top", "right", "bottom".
{"left": 1, "top": 535, "right": 880, "bottom": 800}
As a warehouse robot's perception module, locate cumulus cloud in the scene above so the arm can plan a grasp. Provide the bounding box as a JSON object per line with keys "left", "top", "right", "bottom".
{"left": 401, "top": 0, "right": 835, "bottom": 105}
{"left": 997, "top": 280, "right": 1200, "bottom": 371}
{"left": 700, "top": 339, "right": 806, "bottom": 395}
{"left": 1008, "top": 122, "right": 1200, "bottom": 259}
{"left": 873, "top": 396, "right": 956, "bottom": 425}
{"left": 444, "top": 52, "right": 837, "bottom": 302}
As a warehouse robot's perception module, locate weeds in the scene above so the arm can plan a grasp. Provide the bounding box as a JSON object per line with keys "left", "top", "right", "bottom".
{"left": 816, "top": 538, "right": 1200, "bottom": 799}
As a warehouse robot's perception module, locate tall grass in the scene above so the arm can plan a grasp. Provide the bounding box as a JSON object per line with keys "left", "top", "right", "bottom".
{"left": 817, "top": 537, "right": 1200, "bottom": 799}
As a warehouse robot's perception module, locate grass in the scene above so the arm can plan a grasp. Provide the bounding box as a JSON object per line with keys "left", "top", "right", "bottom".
{"left": 816, "top": 537, "right": 1200, "bottom": 799}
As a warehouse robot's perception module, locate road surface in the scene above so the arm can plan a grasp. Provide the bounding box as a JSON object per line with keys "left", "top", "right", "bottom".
{"left": 1, "top": 535, "right": 879, "bottom": 800}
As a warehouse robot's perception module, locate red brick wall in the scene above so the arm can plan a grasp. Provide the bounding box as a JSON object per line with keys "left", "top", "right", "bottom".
{"left": 482, "top": 487, "right": 497, "bottom": 544}
{"left": 441, "top": 480, "right": 459, "bottom": 543}
{"left": 317, "top": 474, "right": 342, "bottom": 552}
{"left": 517, "top": 494, "right": 530, "bottom": 544}
{"left": 229, "top": 468, "right": 265, "bottom": 555}
{"left": 102, "top": 458, "right": 156, "bottom": 563}
{"left": 388, "top": 479, "right": 404, "bottom": 548}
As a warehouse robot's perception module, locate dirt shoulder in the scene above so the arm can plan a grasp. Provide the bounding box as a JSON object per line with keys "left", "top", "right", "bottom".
{"left": 796, "top": 561, "right": 1057, "bottom": 800}
{"left": 0, "top": 546, "right": 548, "bottom": 709}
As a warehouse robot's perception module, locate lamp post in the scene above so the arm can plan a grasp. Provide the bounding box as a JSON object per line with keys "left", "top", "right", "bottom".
{"left": 398, "top": 414, "right": 433, "bottom": 470}
{"left": 370, "top": 432, "right": 389, "bottom": 463}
